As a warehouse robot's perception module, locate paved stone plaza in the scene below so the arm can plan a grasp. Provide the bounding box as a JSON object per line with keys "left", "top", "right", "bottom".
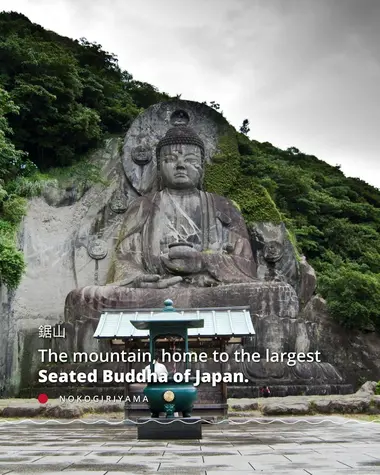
{"left": 0, "top": 417, "right": 379, "bottom": 474}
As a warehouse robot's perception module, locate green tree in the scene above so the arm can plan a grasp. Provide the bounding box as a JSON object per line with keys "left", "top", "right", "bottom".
{"left": 0, "top": 87, "right": 26, "bottom": 288}
{"left": 0, "top": 87, "right": 28, "bottom": 180}
{"left": 240, "top": 119, "right": 250, "bottom": 135}
{"left": 319, "top": 266, "right": 380, "bottom": 331}
{"left": 0, "top": 12, "right": 170, "bottom": 169}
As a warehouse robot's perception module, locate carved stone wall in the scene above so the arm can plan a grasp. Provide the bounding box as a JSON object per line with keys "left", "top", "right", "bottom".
{"left": 250, "top": 222, "right": 316, "bottom": 308}
{"left": 0, "top": 138, "right": 125, "bottom": 395}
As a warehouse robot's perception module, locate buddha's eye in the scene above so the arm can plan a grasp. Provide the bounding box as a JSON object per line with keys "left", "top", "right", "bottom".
{"left": 164, "top": 156, "right": 176, "bottom": 163}
{"left": 185, "top": 156, "right": 200, "bottom": 164}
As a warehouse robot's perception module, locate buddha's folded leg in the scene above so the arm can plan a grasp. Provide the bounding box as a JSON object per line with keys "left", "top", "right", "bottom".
{"left": 64, "top": 282, "right": 298, "bottom": 323}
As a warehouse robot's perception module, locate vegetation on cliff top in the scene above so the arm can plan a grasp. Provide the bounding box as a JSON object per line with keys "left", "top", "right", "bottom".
{"left": 1, "top": 12, "right": 380, "bottom": 332}
{"left": 0, "top": 11, "right": 170, "bottom": 288}
{"left": 0, "top": 11, "right": 170, "bottom": 170}
{"left": 233, "top": 134, "right": 380, "bottom": 332}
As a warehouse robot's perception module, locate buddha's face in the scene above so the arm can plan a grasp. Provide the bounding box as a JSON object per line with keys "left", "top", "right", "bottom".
{"left": 160, "top": 144, "right": 203, "bottom": 190}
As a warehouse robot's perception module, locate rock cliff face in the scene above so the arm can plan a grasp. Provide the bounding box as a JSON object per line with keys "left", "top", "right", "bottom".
{"left": 301, "top": 296, "right": 380, "bottom": 388}
{"left": 1, "top": 100, "right": 380, "bottom": 397}
{"left": 0, "top": 138, "right": 126, "bottom": 395}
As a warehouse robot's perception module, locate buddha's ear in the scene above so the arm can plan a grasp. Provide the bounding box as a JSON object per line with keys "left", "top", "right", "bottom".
{"left": 157, "top": 173, "right": 163, "bottom": 191}
{"left": 198, "top": 170, "right": 204, "bottom": 191}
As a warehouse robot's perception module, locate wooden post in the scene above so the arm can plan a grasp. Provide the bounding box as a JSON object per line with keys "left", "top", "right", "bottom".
{"left": 220, "top": 338, "right": 228, "bottom": 416}
{"left": 124, "top": 339, "right": 130, "bottom": 419}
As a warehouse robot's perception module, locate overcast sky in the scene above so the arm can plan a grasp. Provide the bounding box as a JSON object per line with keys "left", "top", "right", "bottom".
{"left": 3, "top": 0, "right": 380, "bottom": 188}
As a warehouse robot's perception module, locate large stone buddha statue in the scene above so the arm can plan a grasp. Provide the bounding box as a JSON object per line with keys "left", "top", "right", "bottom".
{"left": 109, "top": 119, "right": 256, "bottom": 289}
{"left": 62, "top": 103, "right": 346, "bottom": 395}
{"left": 64, "top": 109, "right": 298, "bottom": 322}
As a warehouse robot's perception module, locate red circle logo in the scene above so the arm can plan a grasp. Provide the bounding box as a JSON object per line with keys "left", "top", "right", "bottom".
{"left": 37, "top": 393, "right": 49, "bottom": 404}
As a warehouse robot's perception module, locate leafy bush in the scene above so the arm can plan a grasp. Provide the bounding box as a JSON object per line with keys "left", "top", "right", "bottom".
{"left": 5, "top": 173, "right": 57, "bottom": 198}
{"left": 1, "top": 196, "right": 27, "bottom": 224}
{"left": 318, "top": 264, "right": 380, "bottom": 331}
{"left": 0, "top": 234, "right": 25, "bottom": 288}
{"left": 0, "top": 88, "right": 31, "bottom": 181}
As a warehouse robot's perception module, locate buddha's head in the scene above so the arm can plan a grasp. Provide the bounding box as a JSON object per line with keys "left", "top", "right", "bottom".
{"left": 156, "top": 112, "right": 205, "bottom": 191}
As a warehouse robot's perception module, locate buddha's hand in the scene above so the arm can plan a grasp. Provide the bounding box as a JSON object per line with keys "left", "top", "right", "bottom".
{"left": 161, "top": 246, "right": 204, "bottom": 275}
{"left": 133, "top": 274, "right": 183, "bottom": 289}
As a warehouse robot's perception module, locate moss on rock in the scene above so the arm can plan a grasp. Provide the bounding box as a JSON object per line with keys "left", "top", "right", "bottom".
{"left": 204, "top": 128, "right": 241, "bottom": 196}
{"left": 230, "top": 178, "right": 282, "bottom": 225}
{"left": 204, "top": 130, "right": 283, "bottom": 225}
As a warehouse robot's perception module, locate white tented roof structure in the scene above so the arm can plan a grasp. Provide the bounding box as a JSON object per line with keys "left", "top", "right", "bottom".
{"left": 93, "top": 307, "right": 254, "bottom": 339}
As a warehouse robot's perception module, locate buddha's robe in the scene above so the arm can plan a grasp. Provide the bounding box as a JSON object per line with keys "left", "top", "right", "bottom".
{"left": 109, "top": 188, "right": 256, "bottom": 286}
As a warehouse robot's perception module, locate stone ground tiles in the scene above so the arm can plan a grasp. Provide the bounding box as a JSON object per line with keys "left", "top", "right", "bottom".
{"left": 0, "top": 417, "right": 379, "bottom": 474}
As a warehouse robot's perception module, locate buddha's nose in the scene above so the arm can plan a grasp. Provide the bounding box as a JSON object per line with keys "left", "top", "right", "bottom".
{"left": 176, "top": 156, "right": 186, "bottom": 168}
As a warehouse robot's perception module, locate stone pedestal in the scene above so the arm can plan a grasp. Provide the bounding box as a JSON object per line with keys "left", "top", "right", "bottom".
{"left": 65, "top": 281, "right": 299, "bottom": 324}
{"left": 137, "top": 417, "right": 202, "bottom": 440}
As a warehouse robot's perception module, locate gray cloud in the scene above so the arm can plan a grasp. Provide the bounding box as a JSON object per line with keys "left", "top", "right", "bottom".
{"left": 3, "top": 0, "right": 380, "bottom": 187}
